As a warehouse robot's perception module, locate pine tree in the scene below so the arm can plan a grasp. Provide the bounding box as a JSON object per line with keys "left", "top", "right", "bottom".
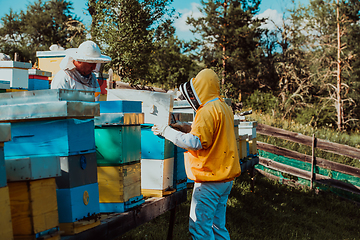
{"left": 186, "top": 0, "right": 265, "bottom": 100}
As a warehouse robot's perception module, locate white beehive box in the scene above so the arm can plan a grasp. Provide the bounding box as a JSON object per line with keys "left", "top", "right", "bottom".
{"left": 0, "top": 61, "right": 32, "bottom": 89}
{"left": 141, "top": 158, "right": 174, "bottom": 191}
{"left": 107, "top": 89, "right": 174, "bottom": 126}
{"left": 239, "top": 121, "right": 257, "bottom": 138}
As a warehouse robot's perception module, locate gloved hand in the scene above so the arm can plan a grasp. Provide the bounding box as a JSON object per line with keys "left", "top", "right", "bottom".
{"left": 170, "top": 121, "right": 192, "bottom": 133}
{"left": 151, "top": 124, "right": 169, "bottom": 137}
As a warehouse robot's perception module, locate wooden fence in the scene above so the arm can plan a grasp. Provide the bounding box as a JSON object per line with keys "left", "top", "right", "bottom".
{"left": 255, "top": 123, "right": 360, "bottom": 202}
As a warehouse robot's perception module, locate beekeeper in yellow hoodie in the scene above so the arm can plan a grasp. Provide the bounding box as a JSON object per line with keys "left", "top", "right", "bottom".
{"left": 152, "top": 68, "right": 241, "bottom": 240}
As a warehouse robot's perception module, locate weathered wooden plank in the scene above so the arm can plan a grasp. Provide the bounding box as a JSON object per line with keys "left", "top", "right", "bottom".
{"left": 257, "top": 123, "right": 360, "bottom": 160}
{"left": 256, "top": 166, "right": 360, "bottom": 196}
{"left": 257, "top": 142, "right": 360, "bottom": 178}
{"left": 60, "top": 189, "right": 187, "bottom": 240}
{"left": 259, "top": 156, "right": 311, "bottom": 180}
{"left": 258, "top": 157, "right": 360, "bottom": 193}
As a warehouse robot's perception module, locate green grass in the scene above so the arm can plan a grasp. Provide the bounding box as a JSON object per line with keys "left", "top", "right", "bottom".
{"left": 117, "top": 172, "right": 360, "bottom": 240}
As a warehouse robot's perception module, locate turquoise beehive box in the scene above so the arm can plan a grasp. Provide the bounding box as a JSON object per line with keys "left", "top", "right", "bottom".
{"left": 95, "top": 125, "right": 141, "bottom": 166}
{"left": 141, "top": 124, "right": 174, "bottom": 160}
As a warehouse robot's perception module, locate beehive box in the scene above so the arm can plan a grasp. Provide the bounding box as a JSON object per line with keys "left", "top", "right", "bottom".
{"left": 97, "top": 162, "right": 141, "bottom": 203}
{"left": 239, "top": 121, "right": 257, "bottom": 138}
{"left": 0, "top": 61, "right": 32, "bottom": 89}
{"left": 174, "top": 146, "right": 187, "bottom": 191}
{"left": 94, "top": 112, "right": 144, "bottom": 126}
{"left": 95, "top": 125, "right": 141, "bottom": 166}
{"left": 8, "top": 178, "right": 59, "bottom": 236}
{"left": 141, "top": 124, "right": 174, "bottom": 160}
{"left": 56, "top": 182, "right": 100, "bottom": 223}
{"left": 248, "top": 136, "right": 258, "bottom": 156}
{"left": 28, "top": 69, "right": 52, "bottom": 91}
{"left": 141, "top": 158, "right": 174, "bottom": 197}
{"left": 0, "top": 80, "right": 10, "bottom": 89}
{"left": 56, "top": 152, "right": 97, "bottom": 189}
{"left": 238, "top": 134, "right": 248, "bottom": 160}
{"left": 0, "top": 89, "right": 99, "bottom": 123}
{"left": 4, "top": 119, "right": 95, "bottom": 159}
{"left": 36, "top": 50, "right": 66, "bottom": 80}
{"left": 0, "top": 186, "right": 13, "bottom": 240}
{"left": 99, "top": 100, "right": 142, "bottom": 114}
{"left": 107, "top": 89, "right": 174, "bottom": 126}
{"left": 99, "top": 195, "right": 145, "bottom": 213}
{"left": 6, "top": 156, "right": 61, "bottom": 182}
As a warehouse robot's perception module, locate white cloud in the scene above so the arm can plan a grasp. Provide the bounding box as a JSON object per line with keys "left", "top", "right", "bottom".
{"left": 256, "top": 9, "right": 284, "bottom": 31}
{"left": 174, "top": 3, "right": 203, "bottom": 32}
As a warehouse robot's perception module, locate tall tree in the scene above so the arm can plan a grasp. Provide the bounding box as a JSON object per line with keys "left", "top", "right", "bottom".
{"left": 148, "top": 20, "right": 197, "bottom": 90}
{"left": 186, "top": 0, "right": 265, "bottom": 100}
{"left": 288, "top": 0, "right": 360, "bottom": 130}
{"left": 89, "top": 0, "right": 175, "bottom": 86}
{"left": 0, "top": 0, "right": 85, "bottom": 64}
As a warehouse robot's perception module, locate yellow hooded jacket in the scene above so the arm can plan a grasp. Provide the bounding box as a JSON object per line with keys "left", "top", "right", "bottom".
{"left": 184, "top": 69, "right": 241, "bottom": 182}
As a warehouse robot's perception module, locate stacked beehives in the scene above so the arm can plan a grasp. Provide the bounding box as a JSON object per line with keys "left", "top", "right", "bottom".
{"left": 0, "top": 61, "right": 31, "bottom": 92}
{"left": 28, "top": 69, "right": 52, "bottom": 91}
{"left": 0, "top": 89, "right": 100, "bottom": 237}
{"left": 0, "top": 123, "right": 13, "bottom": 240}
{"left": 95, "top": 100, "right": 145, "bottom": 212}
{"left": 106, "top": 89, "right": 178, "bottom": 198}
{"left": 237, "top": 121, "right": 258, "bottom": 170}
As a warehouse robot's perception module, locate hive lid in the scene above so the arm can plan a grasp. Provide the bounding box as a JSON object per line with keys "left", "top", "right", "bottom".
{"left": 0, "top": 61, "right": 32, "bottom": 69}
{"left": 0, "top": 89, "right": 95, "bottom": 105}
{"left": 0, "top": 101, "right": 99, "bottom": 122}
{"left": 28, "top": 68, "right": 52, "bottom": 77}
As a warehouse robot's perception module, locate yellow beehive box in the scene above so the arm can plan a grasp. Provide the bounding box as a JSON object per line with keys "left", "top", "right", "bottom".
{"left": 97, "top": 162, "right": 141, "bottom": 203}
{"left": 36, "top": 51, "right": 66, "bottom": 81}
{"left": 0, "top": 186, "right": 13, "bottom": 240}
{"left": 238, "top": 134, "right": 248, "bottom": 160}
{"left": 8, "top": 178, "right": 59, "bottom": 236}
{"left": 248, "top": 136, "right": 257, "bottom": 156}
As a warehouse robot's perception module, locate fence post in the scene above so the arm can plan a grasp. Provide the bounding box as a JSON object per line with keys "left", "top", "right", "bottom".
{"left": 311, "top": 134, "right": 317, "bottom": 189}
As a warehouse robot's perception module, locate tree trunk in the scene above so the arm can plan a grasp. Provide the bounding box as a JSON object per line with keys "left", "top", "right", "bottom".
{"left": 336, "top": 0, "right": 342, "bottom": 131}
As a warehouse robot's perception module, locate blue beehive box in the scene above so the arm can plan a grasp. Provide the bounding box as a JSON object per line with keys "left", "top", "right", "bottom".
{"left": 174, "top": 146, "right": 187, "bottom": 190}
{"left": 141, "top": 124, "right": 174, "bottom": 159}
{"left": 28, "top": 78, "right": 50, "bottom": 90}
{"left": 56, "top": 182, "right": 100, "bottom": 223}
{"left": 99, "top": 100, "right": 142, "bottom": 114}
{"left": 4, "top": 119, "right": 95, "bottom": 159}
{"left": 99, "top": 195, "right": 144, "bottom": 213}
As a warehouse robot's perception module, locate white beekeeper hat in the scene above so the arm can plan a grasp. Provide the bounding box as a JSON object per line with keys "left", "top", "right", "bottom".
{"left": 59, "top": 40, "right": 111, "bottom": 71}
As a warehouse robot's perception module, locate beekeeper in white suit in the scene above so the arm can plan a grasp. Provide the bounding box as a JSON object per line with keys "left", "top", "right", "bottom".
{"left": 152, "top": 68, "right": 241, "bottom": 240}
{"left": 51, "top": 40, "right": 111, "bottom": 101}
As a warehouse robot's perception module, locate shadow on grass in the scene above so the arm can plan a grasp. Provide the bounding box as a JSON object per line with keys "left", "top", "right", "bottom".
{"left": 118, "top": 171, "right": 360, "bottom": 240}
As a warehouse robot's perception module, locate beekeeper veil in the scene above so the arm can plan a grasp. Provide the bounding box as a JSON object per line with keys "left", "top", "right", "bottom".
{"left": 59, "top": 41, "right": 111, "bottom": 72}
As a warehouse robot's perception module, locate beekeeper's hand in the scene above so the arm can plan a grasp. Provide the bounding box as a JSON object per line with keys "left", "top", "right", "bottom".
{"left": 170, "top": 122, "right": 192, "bottom": 133}
{"left": 151, "top": 124, "right": 169, "bottom": 137}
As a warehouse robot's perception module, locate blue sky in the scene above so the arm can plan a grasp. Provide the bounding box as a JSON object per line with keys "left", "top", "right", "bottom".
{"left": 0, "top": 0, "right": 309, "bottom": 41}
